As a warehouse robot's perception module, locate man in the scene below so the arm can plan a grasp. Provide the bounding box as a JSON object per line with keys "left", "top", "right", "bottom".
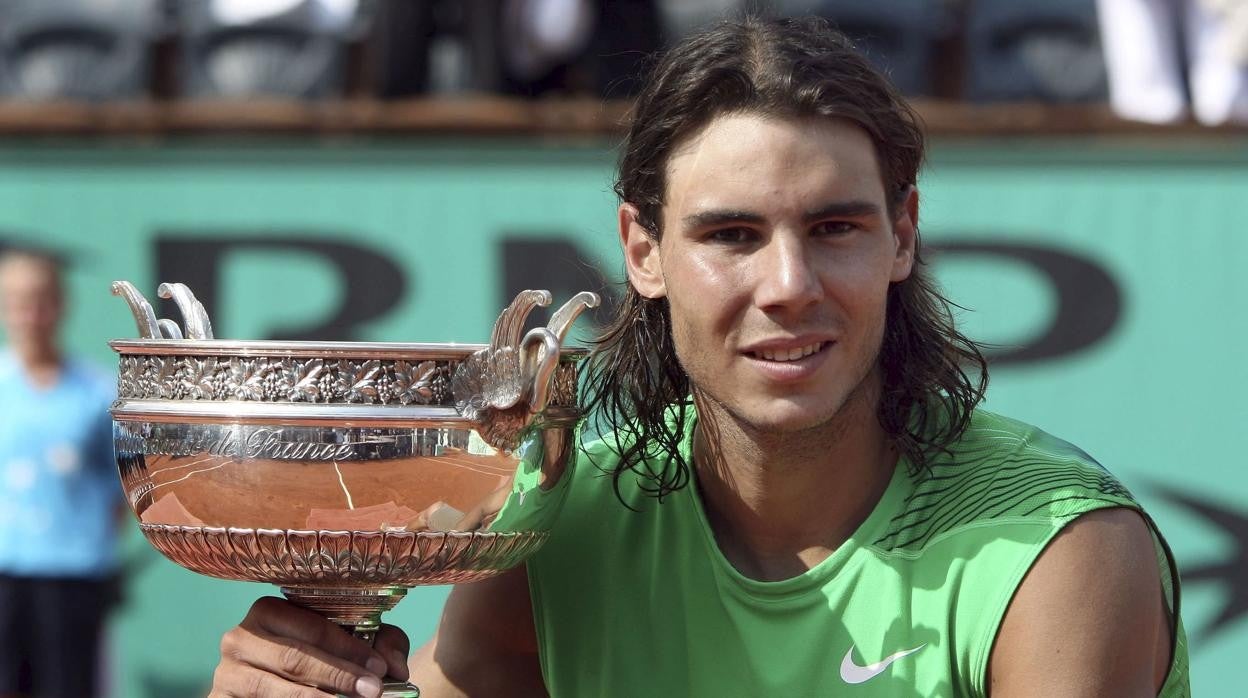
{"left": 0, "top": 249, "right": 121, "bottom": 698}
{"left": 210, "top": 17, "right": 1189, "bottom": 697}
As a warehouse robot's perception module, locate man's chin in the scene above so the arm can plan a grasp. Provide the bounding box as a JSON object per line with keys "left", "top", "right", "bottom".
{"left": 729, "top": 401, "right": 841, "bottom": 435}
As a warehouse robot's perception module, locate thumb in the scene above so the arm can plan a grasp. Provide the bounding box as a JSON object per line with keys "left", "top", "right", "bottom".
{"left": 374, "top": 624, "right": 411, "bottom": 681}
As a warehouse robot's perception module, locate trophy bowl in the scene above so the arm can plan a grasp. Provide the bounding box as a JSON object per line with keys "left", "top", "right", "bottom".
{"left": 109, "top": 282, "right": 598, "bottom": 697}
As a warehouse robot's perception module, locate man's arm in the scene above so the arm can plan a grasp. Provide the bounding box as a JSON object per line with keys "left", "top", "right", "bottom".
{"left": 409, "top": 565, "right": 545, "bottom": 697}
{"left": 988, "top": 507, "right": 1175, "bottom": 697}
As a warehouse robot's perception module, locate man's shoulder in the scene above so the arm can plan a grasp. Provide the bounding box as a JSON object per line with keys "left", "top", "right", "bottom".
{"left": 873, "top": 410, "right": 1138, "bottom": 553}
{"left": 949, "top": 409, "right": 1136, "bottom": 510}
{"left": 952, "top": 410, "right": 1105, "bottom": 468}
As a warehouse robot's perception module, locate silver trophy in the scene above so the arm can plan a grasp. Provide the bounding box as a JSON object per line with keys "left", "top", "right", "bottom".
{"left": 110, "top": 281, "right": 598, "bottom": 697}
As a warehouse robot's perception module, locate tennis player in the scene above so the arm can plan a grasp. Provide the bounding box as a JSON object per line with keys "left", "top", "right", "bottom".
{"left": 209, "top": 16, "right": 1189, "bottom": 697}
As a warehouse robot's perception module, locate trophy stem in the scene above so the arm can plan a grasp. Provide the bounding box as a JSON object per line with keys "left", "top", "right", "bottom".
{"left": 280, "top": 586, "right": 421, "bottom": 698}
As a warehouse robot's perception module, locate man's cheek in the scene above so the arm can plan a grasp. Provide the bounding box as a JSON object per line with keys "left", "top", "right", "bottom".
{"left": 669, "top": 317, "right": 704, "bottom": 374}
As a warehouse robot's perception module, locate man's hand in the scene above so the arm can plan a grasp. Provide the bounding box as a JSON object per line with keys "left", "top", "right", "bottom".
{"left": 210, "top": 596, "right": 410, "bottom": 698}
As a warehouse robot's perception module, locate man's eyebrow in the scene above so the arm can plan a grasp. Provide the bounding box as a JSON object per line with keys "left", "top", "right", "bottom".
{"left": 680, "top": 209, "right": 767, "bottom": 230}
{"left": 681, "top": 201, "right": 885, "bottom": 230}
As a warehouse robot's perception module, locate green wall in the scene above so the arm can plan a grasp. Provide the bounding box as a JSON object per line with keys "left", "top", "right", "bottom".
{"left": 0, "top": 137, "right": 1243, "bottom": 695}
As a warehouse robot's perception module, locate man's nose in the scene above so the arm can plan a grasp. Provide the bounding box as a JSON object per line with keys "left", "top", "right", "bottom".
{"left": 754, "top": 234, "right": 822, "bottom": 312}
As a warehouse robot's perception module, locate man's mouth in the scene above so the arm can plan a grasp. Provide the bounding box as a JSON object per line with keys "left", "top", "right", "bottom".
{"left": 747, "top": 341, "right": 828, "bottom": 362}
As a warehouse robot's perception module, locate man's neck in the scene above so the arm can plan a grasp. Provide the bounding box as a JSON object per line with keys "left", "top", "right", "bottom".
{"left": 691, "top": 384, "right": 897, "bottom": 582}
{"left": 12, "top": 342, "right": 62, "bottom": 387}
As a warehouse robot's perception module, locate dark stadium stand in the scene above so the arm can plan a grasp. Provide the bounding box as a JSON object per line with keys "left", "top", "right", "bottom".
{"left": 814, "top": 0, "right": 952, "bottom": 97}
{"left": 964, "top": 0, "right": 1108, "bottom": 103}
{"left": 0, "top": 0, "right": 160, "bottom": 100}
{"left": 0, "top": 0, "right": 1241, "bottom": 137}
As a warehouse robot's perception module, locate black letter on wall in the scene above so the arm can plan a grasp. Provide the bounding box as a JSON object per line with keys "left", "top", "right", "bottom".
{"left": 156, "top": 235, "right": 407, "bottom": 341}
{"left": 501, "top": 237, "right": 619, "bottom": 328}
{"left": 930, "top": 241, "right": 1123, "bottom": 365}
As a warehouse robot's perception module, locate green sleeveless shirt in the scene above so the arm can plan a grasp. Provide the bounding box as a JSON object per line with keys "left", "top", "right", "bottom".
{"left": 526, "top": 409, "right": 1190, "bottom": 696}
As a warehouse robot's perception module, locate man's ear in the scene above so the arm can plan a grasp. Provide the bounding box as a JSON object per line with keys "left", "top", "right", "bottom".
{"left": 619, "top": 203, "right": 667, "bottom": 299}
{"left": 890, "top": 186, "right": 919, "bottom": 283}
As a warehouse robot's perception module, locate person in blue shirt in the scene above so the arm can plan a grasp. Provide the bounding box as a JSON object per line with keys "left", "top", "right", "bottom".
{"left": 0, "top": 248, "right": 122, "bottom": 698}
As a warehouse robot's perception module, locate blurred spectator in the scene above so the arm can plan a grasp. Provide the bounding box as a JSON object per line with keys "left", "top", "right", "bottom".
{"left": 1098, "top": 0, "right": 1248, "bottom": 124}
{"left": 0, "top": 249, "right": 122, "bottom": 698}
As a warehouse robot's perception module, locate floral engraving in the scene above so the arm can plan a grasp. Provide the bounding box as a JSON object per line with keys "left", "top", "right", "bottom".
{"left": 277, "top": 358, "right": 322, "bottom": 402}
{"left": 334, "top": 359, "right": 381, "bottom": 404}
{"left": 390, "top": 360, "right": 437, "bottom": 405}
{"left": 180, "top": 356, "right": 218, "bottom": 400}
{"left": 119, "top": 356, "right": 145, "bottom": 397}
{"left": 115, "top": 355, "right": 576, "bottom": 409}
{"left": 228, "top": 357, "right": 270, "bottom": 401}
{"left": 150, "top": 357, "right": 182, "bottom": 399}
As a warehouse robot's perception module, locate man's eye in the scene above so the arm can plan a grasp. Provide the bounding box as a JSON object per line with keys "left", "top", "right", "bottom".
{"left": 708, "top": 227, "right": 756, "bottom": 243}
{"left": 812, "top": 221, "right": 856, "bottom": 236}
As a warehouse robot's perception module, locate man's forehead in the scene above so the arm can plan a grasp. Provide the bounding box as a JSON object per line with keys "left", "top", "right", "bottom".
{"left": 669, "top": 112, "right": 875, "bottom": 160}
{"left": 662, "top": 113, "right": 886, "bottom": 218}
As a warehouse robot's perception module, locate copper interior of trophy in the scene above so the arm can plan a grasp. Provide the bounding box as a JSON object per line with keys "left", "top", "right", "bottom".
{"left": 133, "top": 448, "right": 510, "bottom": 530}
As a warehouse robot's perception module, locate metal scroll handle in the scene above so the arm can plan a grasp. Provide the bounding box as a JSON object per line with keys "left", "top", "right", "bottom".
{"left": 111, "top": 281, "right": 213, "bottom": 340}
{"left": 521, "top": 291, "right": 600, "bottom": 413}
{"left": 451, "top": 290, "right": 600, "bottom": 449}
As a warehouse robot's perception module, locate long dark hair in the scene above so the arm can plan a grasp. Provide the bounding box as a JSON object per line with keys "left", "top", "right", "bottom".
{"left": 581, "top": 16, "right": 988, "bottom": 499}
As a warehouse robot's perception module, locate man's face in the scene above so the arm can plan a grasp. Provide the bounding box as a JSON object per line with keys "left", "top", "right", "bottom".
{"left": 0, "top": 257, "right": 64, "bottom": 349}
{"left": 621, "top": 113, "right": 916, "bottom": 433}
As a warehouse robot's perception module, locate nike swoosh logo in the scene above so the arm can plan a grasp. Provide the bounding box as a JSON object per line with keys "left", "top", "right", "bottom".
{"left": 839, "top": 643, "right": 927, "bottom": 684}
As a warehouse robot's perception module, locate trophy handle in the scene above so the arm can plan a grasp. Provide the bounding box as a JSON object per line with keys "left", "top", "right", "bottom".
{"left": 519, "top": 327, "right": 561, "bottom": 414}
{"left": 110, "top": 280, "right": 162, "bottom": 338}
{"left": 452, "top": 290, "right": 597, "bottom": 450}
{"left": 489, "top": 289, "right": 552, "bottom": 351}
{"left": 545, "top": 291, "right": 600, "bottom": 343}
{"left": 157, "top": 318, "right": 183, "bottom": 340}
{"left": 158, "top": 282, "right": 214, "bottom": 340}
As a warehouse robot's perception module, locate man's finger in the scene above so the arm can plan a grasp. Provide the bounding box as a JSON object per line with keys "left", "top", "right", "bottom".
{"left": 220, "top": 625, "right": 385, "bottom": 697}
{"left": 243, "top": 596, "right": 385, "bottom": 670}
{"left": 375, "top": 624, "right": 412, "bottom": 680}
{"left": 211, "top": 661, "right": 359, "bottom": 698}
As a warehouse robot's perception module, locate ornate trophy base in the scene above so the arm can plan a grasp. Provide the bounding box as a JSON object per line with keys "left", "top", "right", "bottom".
{"left": 281, "top": 586, "right": 421, "bottom": 697}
